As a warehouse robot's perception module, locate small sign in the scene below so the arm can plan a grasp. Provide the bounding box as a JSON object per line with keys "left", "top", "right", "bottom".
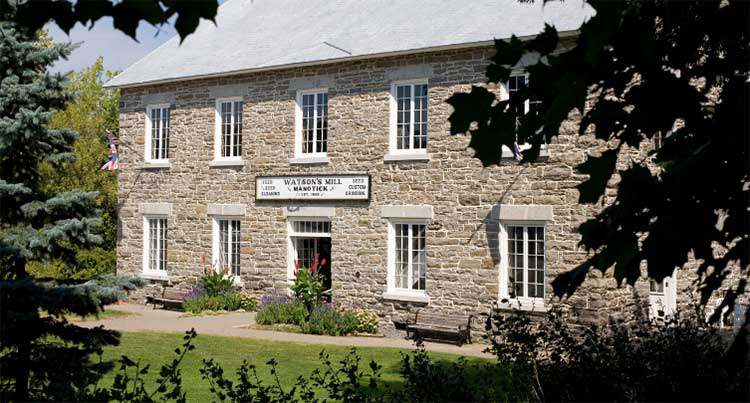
{"left": 256, "top": 175, "right": 370, "bottom": 201}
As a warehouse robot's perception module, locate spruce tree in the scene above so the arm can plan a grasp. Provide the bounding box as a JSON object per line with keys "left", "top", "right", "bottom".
{"left": 0, "top": 11, "right": 141, "bottom": 401}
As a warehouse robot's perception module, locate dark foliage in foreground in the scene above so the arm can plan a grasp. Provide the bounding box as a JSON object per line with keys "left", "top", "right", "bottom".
{"left": 488, "top": 309, "right": 749, "bottom": 402}
{"left": 448, "top": 0, "right": 749, "bottom": 319}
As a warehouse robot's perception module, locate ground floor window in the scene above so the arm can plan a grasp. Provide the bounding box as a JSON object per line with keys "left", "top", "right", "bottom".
{"left": 499, "top": 223, "right": 546, "bottom": 305}
{"left": 387, "top": 221, "right": 427, "bottom": 293}
{"left": 143, "top": 217, "right": 167, "bottom": 274}
{"left": 213, "top": 219, "right": 241, "bottom": 276}
{"left": 288, "top": 219, "right": 332, "bottom": 291}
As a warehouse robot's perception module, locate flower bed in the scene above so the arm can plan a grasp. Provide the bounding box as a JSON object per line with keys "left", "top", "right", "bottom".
{"left": 183, "top": 261, "right": 257, "bottom": 314}
{"left": 255, "top": 295, "right": 380, "bottom": 336}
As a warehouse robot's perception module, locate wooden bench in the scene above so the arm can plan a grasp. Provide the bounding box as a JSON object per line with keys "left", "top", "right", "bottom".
{"left": 145, "top": 288, "right": 187, "bottom": 310}
{"left": 405, "top": 310, "right": 473, "bottom": 345}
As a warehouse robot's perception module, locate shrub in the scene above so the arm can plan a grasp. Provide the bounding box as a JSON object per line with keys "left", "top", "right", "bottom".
{"left": 290, "top": 267, "right": 330, "bottom": 312}
{"left": 255, "top": 300, "right": 307, "bottom": 326}
{"left": 351, "top": 308, "right": 380, "bottom": 334}
{"left": 199, "top": 269, "right": 235, "bottom": 297}
{"left": 183, "top": 292, "right": 256, "bottom": 314}
{"left": 488, "top": 309, "right": 749, "bottom": 402}
{"left": 300, "top": 304, "right": 359, "bottom": 336}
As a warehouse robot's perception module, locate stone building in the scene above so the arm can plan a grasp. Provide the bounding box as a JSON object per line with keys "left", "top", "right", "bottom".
{"left": 109, "top": 0, "right": 716, "bottom": 331}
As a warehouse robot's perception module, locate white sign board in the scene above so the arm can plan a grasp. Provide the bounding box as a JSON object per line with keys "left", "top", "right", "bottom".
{"left": 256, "top": 175, "right": 370, "bottom": 201}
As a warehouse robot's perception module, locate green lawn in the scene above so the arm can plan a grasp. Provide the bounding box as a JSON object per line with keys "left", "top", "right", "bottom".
{"left": 101, "top": 332, "right": 491, "bottom": 402}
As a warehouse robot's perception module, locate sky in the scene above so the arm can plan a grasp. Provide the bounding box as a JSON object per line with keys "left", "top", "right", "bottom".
{"left": 48, "top": 18, "right": 176, "bottom": 74}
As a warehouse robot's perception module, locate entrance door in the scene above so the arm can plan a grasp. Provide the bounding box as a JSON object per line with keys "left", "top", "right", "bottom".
{"left": 649, "top": 274, "right": 676, "bottom": 319}
{"left": 288, "top": 219, "right": 332, "bottom": 295}
{"left": 294, "top": 237, "right": 331, "bottom": 291}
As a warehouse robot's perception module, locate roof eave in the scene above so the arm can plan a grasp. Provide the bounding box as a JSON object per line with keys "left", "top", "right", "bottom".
{"left": 105, "top": 30, "right": 580, "bottom": 89}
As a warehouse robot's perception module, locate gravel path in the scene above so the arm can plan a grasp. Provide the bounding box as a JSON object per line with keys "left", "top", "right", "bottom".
{"left": 79, "top": 303, "right": 491, "bottom": 358}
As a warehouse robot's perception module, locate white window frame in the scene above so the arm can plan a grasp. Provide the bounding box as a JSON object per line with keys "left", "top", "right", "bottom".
{"left": 212, "top": 217, "right": 242, "bottom": 278}
{"left": 145, "top": 104, "right": 170, "bottom": 163}
{"left": 294, "top": 88, "right": 329, "bottom": 162}
{"left": 385, "top": 219, "right": 429, "bottom": 299}
{"left": 500, "top": 73, "right": 548, "bottom": 159}
{"left": 649, "top": 271, "right": 677, "bottom": 319}
{"left": 388, "top": 79, "right": 429, "bottom": 157}
{"left": 213, "top": 97, "right": 244, "bottom": 162}
{"left": 142, "top": 215, "right": 168, "bottom": 278}
{"left": 286, "top": 218, "right": 331, "bottom": 283}
{"left": 498, "top": 221, "right": 546, "bottom": 310}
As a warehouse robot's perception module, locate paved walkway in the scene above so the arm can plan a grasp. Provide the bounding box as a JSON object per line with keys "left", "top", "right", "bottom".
{"left": 79, "top": 303, "right": 491, "bottom": 358}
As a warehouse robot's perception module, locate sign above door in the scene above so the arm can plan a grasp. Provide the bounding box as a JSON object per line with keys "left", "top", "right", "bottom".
{"left": 256, "top": 174, "right": 370, "bottom": 201}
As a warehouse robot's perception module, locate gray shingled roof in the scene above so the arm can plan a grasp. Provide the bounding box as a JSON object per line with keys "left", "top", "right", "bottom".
{"left": 106, "top": 0, "right": 594, "bottom": 88}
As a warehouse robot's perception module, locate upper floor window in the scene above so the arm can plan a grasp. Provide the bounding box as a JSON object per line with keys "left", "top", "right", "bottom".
{"left": 145, "top": 105, "right": 170, "bottom": 162}
{"left": 214, "top": 98, "right": 243, "bottom": 160}
{"left": 499, "top": 223, "right": 546, "bottom": 306}
{"left": 294, "top": 90, "right": 328, "bottom": 160}
{"left": 503, "top": 74, "right": 544, "bottom": 159}
{"left": 389, "top": 80, "right": 428, "bottom": 155}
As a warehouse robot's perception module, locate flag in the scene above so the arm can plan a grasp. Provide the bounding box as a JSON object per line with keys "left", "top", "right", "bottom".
{"left": 101, "top": 130, "right": 119, "bottom": 171}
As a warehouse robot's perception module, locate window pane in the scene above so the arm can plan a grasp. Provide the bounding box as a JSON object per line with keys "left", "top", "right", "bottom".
{"left": 302, "top": 94, "right": 315, "bottom": 153}
{"left": 231, "top": 221, "right": 241, "bottom": 276}
{"left": 316, "top": 93, "right": 328, "bottom": 153}
{"left": 395, "top": 224, "right": 409, "bottom": 289}
{"left": 507, "top": 225, "right": 525, "bottom": 298}
{"left": 396, "top": 85, "right": 411, "bottom": 150}
{"left": 413, "top": 84, "right": 428, "bottom": 149}
{"left": 233, "top": 101, "right": 242, "bottom": 157}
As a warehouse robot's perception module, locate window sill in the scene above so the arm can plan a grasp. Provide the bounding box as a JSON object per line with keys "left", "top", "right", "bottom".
{"left": 496, "top": 299, "right": 547, "bottom": 313}
{"left": 501, "top": 146, "right": 549, "bottom": 159}
{"left": 140, "top": 272, "right": 170, "bottom": 281}
{"left": 289, "top": 156, "right": 329, "bottom": 165}
{"left": 384, "top": 153, "right": 430, "bottom": 162}
{"left": 140, "top": 161, "right": 171, "bottom": 169}
{"left": 382, "top": 291, "right": 430, "bottom": 304}
{"left": 209, "top": 159, "right": 245, "bottom": 168}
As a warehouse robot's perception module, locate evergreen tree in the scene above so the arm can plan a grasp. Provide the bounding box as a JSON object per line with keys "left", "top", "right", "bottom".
{"left": 0, "top": 11, "right": 140, "bottom": 401}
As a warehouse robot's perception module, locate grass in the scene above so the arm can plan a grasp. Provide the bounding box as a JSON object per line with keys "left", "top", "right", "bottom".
{"left": 100, "top": 331, "right": 490, "bottom": 402}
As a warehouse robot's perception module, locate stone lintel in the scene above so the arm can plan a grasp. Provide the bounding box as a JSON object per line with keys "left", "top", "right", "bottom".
{"left": 209, "top": 84, "right": 245, "bottom": 99}
{"left": 385, "top": 64, "right": 433, "bottom": 82}
{"left": 141, "top": 202, "right": 172, "bottom": 216}
{"left": 207, "top": 203, "right": 246, "bottom": 217}
{"left": 288, "top": 75, "right": 334, "bottom": 91}
{"left": 493, "top": 204, "right": 553, "bottom": 222}
{"left": 283, "top": 206, "right": 335, "bottom": 218}
{"left": 380, "top": 205, "right": 433, "bottom": 220}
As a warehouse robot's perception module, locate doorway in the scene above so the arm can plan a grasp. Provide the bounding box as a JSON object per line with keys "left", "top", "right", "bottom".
{"left": 288, "top": 219, "right": 332, "bottom": 295}
{"left": 649, "top": 273, "right": 676, "bottom": 320}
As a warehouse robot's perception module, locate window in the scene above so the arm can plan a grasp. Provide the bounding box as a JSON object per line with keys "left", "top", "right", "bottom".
{"left": 502, "top": 74, "right": 545, "bottom": 159}
{"left": 143, "top": 217, "right": 167, "bottom": 274}
{"left": 389, "top": 80, "right": 428, "bottom": 154}
{"left": 649, "top": 273, "right": 676, "bottom": 319}
{"left": 287, "top": 219, "right": 331, "bottom": 281}
{"left": 500, "top": 224, "right": 545, "bottom": 304}
{"left": 387, "top": 221, "right": 427, "bottom": 293}
{"left": 295, "top": 90, "right": 328, "bottom": 158}
{"left": 214, "top": 98, "right": 243, "bottom": 160}
{"left": 213, "top": 219, "right": 241, "bottom": 276}
{"left": 145, "top": 105, "right": 170, "bottom": 162}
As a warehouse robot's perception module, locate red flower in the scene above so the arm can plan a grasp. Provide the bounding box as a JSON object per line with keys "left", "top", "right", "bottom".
{"left": 201, "top": 255, "right": 206, "bottom": 263}
{"left": 320, "top": 258, "right": 327, "bottom": 267}
{"left": 310, "top": 266, "right": 316, "bottom": 274}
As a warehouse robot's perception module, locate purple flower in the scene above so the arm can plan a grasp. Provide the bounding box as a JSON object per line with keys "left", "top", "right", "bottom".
{"left": 185, "top": 284, "right": 206, "bottom": 300}
{"left": 260, "top": 294, "right": 289, "bottom": 306}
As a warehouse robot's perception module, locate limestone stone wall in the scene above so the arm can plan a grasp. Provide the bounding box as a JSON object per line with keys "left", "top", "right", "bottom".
{"left": 116, "top": 46, "right": 711, "bottom": 330}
